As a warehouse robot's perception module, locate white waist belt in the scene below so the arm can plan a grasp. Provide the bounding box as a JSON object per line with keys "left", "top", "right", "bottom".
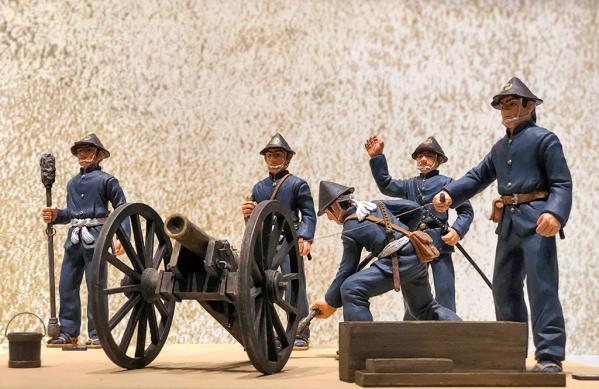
{"left": 70, "top": 217, "right": 108, "bottom": 245}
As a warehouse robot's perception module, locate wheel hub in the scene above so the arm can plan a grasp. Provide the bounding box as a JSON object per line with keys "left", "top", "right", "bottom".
{"left": 140, "top": 268, "right": 161, "bottom": 303}
{"left": 264, "top": 269, "right": 287, "bottom": 303}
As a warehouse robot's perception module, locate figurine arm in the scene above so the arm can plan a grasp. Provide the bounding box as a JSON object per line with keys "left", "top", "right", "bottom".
{"left": 444, "top": 151, "right": 496, "bottom": 208}
{"left": 369, "top": 154, "right": 410, "bottom": 198}
{"left": 296, "top": 181, "right": 317, "bottom": 241}
{"left": 324, "top": 235, "right": 362, "bottom": 308}
{"left": 539, "top": 133, "right": 573, "bottom": 227}
{"left": 107, "top": 177, "right": 131, "bottom": 235}
{"left": 54, "top": 207, "right": 71, "bottom": 224}
{"left": 451, "top": 198, "right": 474, "bottom": 238}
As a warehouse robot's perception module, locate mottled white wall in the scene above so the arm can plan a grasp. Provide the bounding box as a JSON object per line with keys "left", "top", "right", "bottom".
{"left": 1, "top": 0, "right": 598, "bottom": 356}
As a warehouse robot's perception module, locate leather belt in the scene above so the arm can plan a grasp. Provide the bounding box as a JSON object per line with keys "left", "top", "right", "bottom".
{"left": 500, "top": 191, "right": 548, "bottom": 205}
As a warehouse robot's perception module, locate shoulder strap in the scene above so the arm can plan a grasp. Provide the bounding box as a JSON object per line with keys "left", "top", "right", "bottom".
{"left": 364, "top": 215, "right": 411, "bottom": 237}
{"left": 270, "top": 173, "right": 292, "bottom": 200}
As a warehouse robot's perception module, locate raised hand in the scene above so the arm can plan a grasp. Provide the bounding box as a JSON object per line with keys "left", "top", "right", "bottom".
{"left": 364, "top": 135, "right": 385, "bottom": 157}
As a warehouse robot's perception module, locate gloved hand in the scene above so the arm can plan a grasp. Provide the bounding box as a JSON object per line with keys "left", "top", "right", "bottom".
{"left": 353, "top": 200, "right": 377, "bottom": 221}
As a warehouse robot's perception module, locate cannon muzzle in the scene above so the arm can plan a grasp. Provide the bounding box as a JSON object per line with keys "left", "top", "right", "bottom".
{"left": 164, "top": 213, "right": 214, "bottom": 257}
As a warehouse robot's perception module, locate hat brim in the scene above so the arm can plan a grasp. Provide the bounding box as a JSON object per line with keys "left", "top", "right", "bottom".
{"left": 317, "top": 187, "right": 354, "bottom": 216}
{"left": 70, "top": 143, "right": 110, "bottom": 159}
{"left": 411, "top": 147, "right": 448, "bottom": 164}
{"left": 259, "top": 145, "right": 295, "bottom": 156}
{"left": 491, "top": 93, "right": 543, "bottom": 109}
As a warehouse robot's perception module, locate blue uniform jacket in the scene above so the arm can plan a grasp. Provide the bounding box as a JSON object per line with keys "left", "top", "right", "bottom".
{"left": 54, "top": 165, "right": 128, "bottom": 249}
{"left": 324, "top": 200, "right": 423, "bottom": 308}
{"left": 251, "top": 170, "right": 317, "bottom": 241}
{"left": 443, "top": 121, "right": 573, "bottom": 237}
{"left": 369, "top": 154, "right": 474, "bottom": 254}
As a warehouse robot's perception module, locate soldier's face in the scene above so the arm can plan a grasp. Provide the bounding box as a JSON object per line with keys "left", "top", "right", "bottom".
{"left": 264, "top": 149, "right": 289, "bottom": 174}
{"left": 416, "top": 152, "right": 439, "bottom": 174}
{"left": 499, "top": 96, "right": 534, "bottom": 129}
{"left": 325, "top": 205, "right": 343, "bottom": 225}
{"left": 76, "top": 146, "right": 99, "bottom": 169}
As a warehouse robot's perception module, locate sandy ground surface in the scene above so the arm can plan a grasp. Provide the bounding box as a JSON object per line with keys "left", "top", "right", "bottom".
{"left": 1, "top": 344, "right": 599, "bottom": 389}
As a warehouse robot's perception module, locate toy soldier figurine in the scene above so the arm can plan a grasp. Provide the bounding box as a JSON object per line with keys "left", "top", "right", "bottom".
{"left": 41, "top": 134, "right": 128, "bottom": 348}
{"left": 310, "top": 181, "right": 461, "bottom": 322}
{"left": 365, "top": 135, "right": 474, "bottom": 317}
{"left": 433, "top": 77, "right": 572, "bottom": 373}
{"left": 241, "top": 133, "right": 317, "bottom": 350}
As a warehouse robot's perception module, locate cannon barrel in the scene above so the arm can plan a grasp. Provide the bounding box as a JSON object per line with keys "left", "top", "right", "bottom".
{"left": 164, "top": 213, "right": 214, "bottom": 257}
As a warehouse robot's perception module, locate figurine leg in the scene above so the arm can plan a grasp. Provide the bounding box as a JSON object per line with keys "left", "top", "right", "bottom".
{"left": 281, "top": 253, "right": 310, "bottom": 340}
{"left": 340, "top": 266, "right": 393, "bottom": 321}
{"left": 58, "top": 245, "right": 85, "bottom": 337}
{"left": 82, "top": 246, "right": 97, "bottom": 338}
{"left": 522, "top": 234, "right": 565, "bottom": 363}
{"left": 402, "top": 263, "right": 460, "bottom": 321}
{"left": 492, "top": 234, "right": 528, "bottom": 323}
{"left": 430, "top": 253, "right": 456, "bottom": 312}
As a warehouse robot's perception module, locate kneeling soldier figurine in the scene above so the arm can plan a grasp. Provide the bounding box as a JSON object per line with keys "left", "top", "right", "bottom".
{"left": 310, "top": 181, "right": 461, "bottom": 322}
{"left": 42, "top": 134, "right": 128, "bottom": 348}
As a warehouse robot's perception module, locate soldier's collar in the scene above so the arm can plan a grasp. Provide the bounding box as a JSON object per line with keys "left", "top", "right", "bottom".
{"left": 269, "top": 169, "right": 290, "bottom": 180}
{"left": 80, "top": 165, "right": 101, "bottom": 174}
{"left": 506, "top": 120, "right": 534, "bottom": 137}
{"left": 341, "top": 206, "right": 357, "bottom": 223}
{"left": 419, "top": 170, "right": 439, "bottom": 179}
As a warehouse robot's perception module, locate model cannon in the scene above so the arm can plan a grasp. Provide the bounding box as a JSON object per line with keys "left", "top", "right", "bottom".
{"left": 90, "top": 200, "right": 304, "bottom": 374}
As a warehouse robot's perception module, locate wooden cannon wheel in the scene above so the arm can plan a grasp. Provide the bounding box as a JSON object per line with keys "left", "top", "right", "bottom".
{"left": 238, "top": 200, "right": 305, "bottom": 374}
{"left": 91, "top": 203, "right": 175, "bottom": 369}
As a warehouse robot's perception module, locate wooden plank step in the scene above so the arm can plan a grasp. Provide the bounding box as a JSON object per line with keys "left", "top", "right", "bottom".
{"left": 354, "top": 370, "right": 566, "bottom": 387}
{"left": 339, "top": 321, "right": 527, "bottom": 382}
{"left": 365, "top": 358, "right": 453, "bottom": 373}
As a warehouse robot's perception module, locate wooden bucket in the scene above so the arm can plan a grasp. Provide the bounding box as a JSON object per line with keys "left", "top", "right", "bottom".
{"left": 5, "top": 312, "right": 46, "bottom": 368}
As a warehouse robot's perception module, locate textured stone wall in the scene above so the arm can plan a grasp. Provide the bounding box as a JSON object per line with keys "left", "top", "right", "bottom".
{"left": 1, "top": 0, "right": 597, "bottom": 355}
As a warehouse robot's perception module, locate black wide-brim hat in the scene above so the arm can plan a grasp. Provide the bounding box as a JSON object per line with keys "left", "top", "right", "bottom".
{"left": 260, "top": 132, "right": 295, "bottom": 155}
{"left": 70, "top": 133, "right": 110, "bottom": 159}
{"left": 491, "top": 77, "right": 543, "bottom": 109}
{"left": 411, "top": 136, "right": 448, "bottom": 164}
{"left": 317, "top": 181, "right": 355, "bottom": 216}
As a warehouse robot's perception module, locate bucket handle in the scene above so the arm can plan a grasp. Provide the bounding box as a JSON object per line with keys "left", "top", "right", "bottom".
{"left": 4, "top": 312, "right": 47, "bottom": 338}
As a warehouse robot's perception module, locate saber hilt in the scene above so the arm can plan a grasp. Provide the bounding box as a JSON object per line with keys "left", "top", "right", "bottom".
{"left": 297, "top": 309, "right": 319, "bottom": 335}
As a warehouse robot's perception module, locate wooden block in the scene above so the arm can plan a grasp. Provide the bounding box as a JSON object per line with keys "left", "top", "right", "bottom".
{"left": 339, "top": 321, "right": 527, "bottom": 382}
{"left": 354, "top": 371, "right": 566, "bottom": 387}
{"left": 365, "top": 358, "right": 453, "bottom": 373}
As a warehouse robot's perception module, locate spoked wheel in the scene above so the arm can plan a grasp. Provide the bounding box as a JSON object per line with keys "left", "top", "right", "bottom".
{"left": 238, "top": 200, "right": 305, "bottom": 374}
{"left": 91, "top": 203, "right": 175, "bottom": 369}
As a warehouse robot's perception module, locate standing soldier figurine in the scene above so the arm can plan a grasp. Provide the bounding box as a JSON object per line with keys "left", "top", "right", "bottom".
{"left": 365, "top": 135, "right": 474, "bottom": 317}
{"left": 433, "top": 77, "right": 572, "bottom": 373}
{"left": 241, "top": 133, "right": 317, "bottom": 350}
{"left": 41, "top": 133, "right": 128, "bottom": 349}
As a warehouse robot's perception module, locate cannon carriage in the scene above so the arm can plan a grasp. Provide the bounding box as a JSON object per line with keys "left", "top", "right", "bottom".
{"left": 90, "top": 200, "right": 304, "bottom": 374}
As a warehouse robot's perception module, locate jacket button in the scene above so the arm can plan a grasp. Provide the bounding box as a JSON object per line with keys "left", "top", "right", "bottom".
{"left": 510, "top": 207, "right": 516, "bottom": 213}
{"left": 508, "top": 139, "right": 513, "bottom": 144}
{"left": 507, "top": 160, "right": 512, "bottom": 166}
{"left": 82, "top": 174, "right": 86, "bottom": 178}
{"left": 507, "top": 182, "right": 512, "bottom": 187}
{"left": 80, "top": 211, "right": 84, "bottom": 215}
{"left": 80, "top": 193, "right": 85, "bottom": 198}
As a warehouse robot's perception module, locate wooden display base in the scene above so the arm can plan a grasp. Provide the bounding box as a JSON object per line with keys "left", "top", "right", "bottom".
{"left": 339, "top": 321, "right": 565, "bottom": 387}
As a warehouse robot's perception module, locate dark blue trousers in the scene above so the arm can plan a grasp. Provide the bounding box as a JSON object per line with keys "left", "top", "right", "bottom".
{"left": 281, "top": 254, "right": 310, "bottom": 339}
{"left": 58, "top": 244, "right": 96, "bottom": 338}
{"left": 403, "top": 253, "right": 455, "bottom": 320}
{"left": 340, "top": 263, "right": 461, "bottom": 321}
{"left": 493, "top": 232, "right": 566, "bottom": 362}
